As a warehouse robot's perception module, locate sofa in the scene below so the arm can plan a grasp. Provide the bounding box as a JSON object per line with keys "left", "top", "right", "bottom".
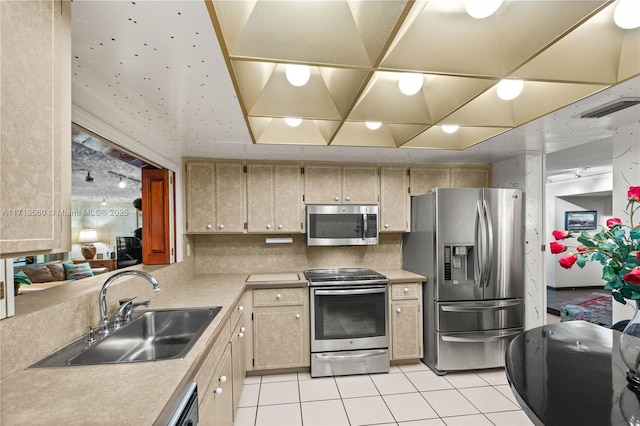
{"left": 14, "top": 261, "right": 108, "bottom": 294}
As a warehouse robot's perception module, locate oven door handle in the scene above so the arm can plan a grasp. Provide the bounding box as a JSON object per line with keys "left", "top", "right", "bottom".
{"left": 315, "top": 349, "right": 388, "bottom": 359}
{"left": 314, "top": 288, "right": 387, "bottom": 296}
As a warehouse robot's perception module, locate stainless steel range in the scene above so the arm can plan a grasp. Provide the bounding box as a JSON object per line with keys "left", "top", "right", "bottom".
{"left": 305, "top": 268, "right": 390, "bottom": 378}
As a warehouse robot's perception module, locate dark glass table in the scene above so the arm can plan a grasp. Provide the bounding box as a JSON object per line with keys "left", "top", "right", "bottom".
{"left": 506, "top": 321, "right": 640, "bottom": 426}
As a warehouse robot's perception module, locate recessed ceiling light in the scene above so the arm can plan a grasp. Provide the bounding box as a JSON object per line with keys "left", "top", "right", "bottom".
{"left": 464, "top": 0, "right": 503, "bottom": 19}
{"left": 442, "top": 125, "right": 459, "bottom": 134}
{"left": 497, "top": 79, "right": 524, "bottom": 100}
{"left": 285, "top": 64, "right": 310, "bottom": 87}
{"left": 365, "top": 121, "right": 382, "bottom": 130}
{"left": 284, "top": 117, "right": 302, "bottom": 127}
{"left": 398, "top": 73, "right": 423, "bottom": 96}
{"left": 614, "top": 0, "right": 640, "bottom": 29}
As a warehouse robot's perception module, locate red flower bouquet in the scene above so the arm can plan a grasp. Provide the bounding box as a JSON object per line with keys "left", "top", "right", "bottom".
{"left": 550, "top": 185, "right": 640, "bottom": 305}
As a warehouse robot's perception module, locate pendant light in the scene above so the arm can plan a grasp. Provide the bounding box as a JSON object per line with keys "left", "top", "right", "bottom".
{"left": 118, "top": 176, "right": 127, "bottom": 188}
{"left": 398, "top": 73, "right": 423, "bottom": 96}
{"left": 285, "top": 64, "right": 311, "bottom": 87}
{"left": 284, "top": 117, "right": 302, "bottom": 127}
{"left": 465, "top": 0, "right": 503, "bottom": 19}
{"left": 365, "top": 121, "right": 382, "bottom": 130}
{"left": 614, "top": 0, "right": 640, "bottom": 29}
{"left": 497, "top": 79, "right": 524, "bottom": 100}
{"left": 442, "top": 125, "right": 460, "bottom": 134}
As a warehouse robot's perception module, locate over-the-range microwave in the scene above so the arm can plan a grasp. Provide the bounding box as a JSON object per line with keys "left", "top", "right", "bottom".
{"left": 305, "top": 204, "right": 379, "bottom": 246}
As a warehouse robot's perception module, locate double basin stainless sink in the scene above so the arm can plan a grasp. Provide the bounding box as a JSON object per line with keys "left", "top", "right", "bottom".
{"left": 31, "top": 307, "right": 221, "bottom": 368}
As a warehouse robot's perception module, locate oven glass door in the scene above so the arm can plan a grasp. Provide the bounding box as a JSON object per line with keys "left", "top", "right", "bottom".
{"left": 311, "top": 285, "right": 388, "bottom": 352}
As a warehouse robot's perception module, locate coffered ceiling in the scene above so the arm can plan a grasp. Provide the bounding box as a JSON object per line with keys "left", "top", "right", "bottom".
{"left": 207, "top": 0, "right": 638, "bottom": 149}
{"left": 70, "top": 0, "right": 639, "bottom": 168}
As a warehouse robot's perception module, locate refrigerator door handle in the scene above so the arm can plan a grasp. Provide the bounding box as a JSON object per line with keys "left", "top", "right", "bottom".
{"left": 441, "top": 330, "right": 521, "bottom": 343}
{"left": 440, "top": 301, "right": 522, "bottom": 312}
{"left": 474, "top": 201, "right": 483, "bottom": 288}
{"left": 483, "top": 199, "right": 494, "bottom": 288}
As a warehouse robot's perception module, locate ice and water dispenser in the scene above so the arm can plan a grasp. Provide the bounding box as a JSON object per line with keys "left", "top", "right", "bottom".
{"left": 443, "top": 245, "right": 474, "bottom": 283}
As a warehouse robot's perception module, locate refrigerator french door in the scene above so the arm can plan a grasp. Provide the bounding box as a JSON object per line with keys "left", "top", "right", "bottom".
{"left": 402, "top": 187, "right": 524, "bottom": 374}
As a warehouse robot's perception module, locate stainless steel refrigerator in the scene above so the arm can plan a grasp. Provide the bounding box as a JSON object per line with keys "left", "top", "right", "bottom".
{"left": 402, "top": 188, "right": 524, "bottom": 375}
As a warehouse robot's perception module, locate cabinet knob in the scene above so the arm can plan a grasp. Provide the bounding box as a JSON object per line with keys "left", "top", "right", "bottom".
{"left": 240, "top": 327, "right": 246, "bottom": 333}
{"left": 296, "top": 314, "right": 301, "bottom": 319}
{"left": 238, "top": 332, "right": 244, "bottom": 338}
{"left": 345, "top": 196, "right": 351, "bottom": 201}
{"left": 267, "top": 224, "right": 271, "bottom": 229}
{"left": 238, "top": 306, "right": 244, "bottom": 312}
{"left": 385, "top": 224, "right": 389, "bottom": 228}
{"left": 206, "top": 224, "right": 212, "bottom": 229}
{"left": 215, "top": 387, "right": 223, "bottom": 395}
{"left": 396, "top": 307, "right": 402, "bottom": 313}
{"left": 404, "top": 287, "right": 409, "bottom": 293}
{"left": 219, "top": 224, "right": 224, "bottom": 229}
{"left": 335, "top": 196, "right": 339, "bottom": 201}
{"left": 220, "top": 375, "right": 227, "bottom": 383}
{"left": 278, "top": 224, "right": 283, "bottom": 229}
{"left": 276, "top": 294, "right": 282, "bottom": 299}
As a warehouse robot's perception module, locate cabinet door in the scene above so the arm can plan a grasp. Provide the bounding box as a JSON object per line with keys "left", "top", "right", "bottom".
{"left": 409, "top": 166, "right": 451, "bottom": 195}
{"left": 247, "top": 164, "right": 274, "bottom": 233}
{"left": 451, "top": 166, "right": 491, "bottom": 188}
{"left": 342, "top": 166, "right": 379, "bottom": 204}
{"left": 304, "top": 164, "right": 342, "bottom": 204}
{"left": 274, "top": 165, "right": 303, "bottom": 232}
{"left": 231, "top": 315, "right": 248, "bottom": 414}
{"left": 216, "top": 163, "right": 246, "bottom": 232}
{"left": 0, "top": 0, "right": 70, "bottom": 255}
{"left": 200, "top": 345, "right": 234, "bottom": 426}
{"left": 186, "top": 162, "right": 216, "bottom": 232}
{"left": 391, "top": 301, "right": 422, "bottom": 360}
{"left": 380, "top": 167, "right": 409, "bottom": 232}
{"left": 253, "top": 306, "right": 308, "bottom": 369}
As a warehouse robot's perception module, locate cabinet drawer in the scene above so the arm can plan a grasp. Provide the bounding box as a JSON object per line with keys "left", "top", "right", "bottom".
{"left": 253, "top": 288, "right": 306, "bottom": 307}
{"left": 231, "top": 292, "right": 250, "bottom": 329}
{"left": 195, "top": 320, "right": 230, "bottom": 399}
{"left": 391, "top": 283, "right": 420, "bottom": 300}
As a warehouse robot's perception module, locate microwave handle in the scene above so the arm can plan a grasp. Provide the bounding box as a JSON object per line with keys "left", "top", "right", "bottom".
{"left": 362, "top": 214, "right": 367, "bottom": 240}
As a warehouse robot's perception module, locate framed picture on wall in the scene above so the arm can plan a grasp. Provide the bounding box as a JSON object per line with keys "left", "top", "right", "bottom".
{"left": 565, "top": 210, "right": 598, "bottom": 231}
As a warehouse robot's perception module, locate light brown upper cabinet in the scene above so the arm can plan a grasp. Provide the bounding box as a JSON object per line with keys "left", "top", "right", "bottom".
{"left": 380, "top": 167, "right": 410, "bottom": 232}
{"left": 410, "top": 165, "right": 491, "bottom": 195}
{"left": 0, "top": 0, "right": 71, "bottom": 255}
{"left": 304, "top": 164, "right": 379, "bottom": 204}
{"left": 185, "top": 161, "right": 246, "bottom": 233}
{"left": 247, "top": 163, "right": 303, "bottom": 233}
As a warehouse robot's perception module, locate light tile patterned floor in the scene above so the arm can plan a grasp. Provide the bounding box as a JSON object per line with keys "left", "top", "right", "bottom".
{"left": 233, "top": 363, "right": 534, "bottom": 426}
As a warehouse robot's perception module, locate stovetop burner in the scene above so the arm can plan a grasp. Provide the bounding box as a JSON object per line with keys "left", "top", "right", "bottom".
{"left": 304, "top": 268, "right": 388, "bottom": 286}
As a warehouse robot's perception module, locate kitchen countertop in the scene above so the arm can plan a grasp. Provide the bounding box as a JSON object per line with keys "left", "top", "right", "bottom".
{"left": 0, "top": 269, "right": 424, "bottom": 425}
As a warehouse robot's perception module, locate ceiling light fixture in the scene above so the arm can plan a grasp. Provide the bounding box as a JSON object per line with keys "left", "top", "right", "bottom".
{"left": 464, "top": 0, "right": 503, "bottom": 19}
{"left": 442, "top": 125, "right": 460, "bottom": 134}
{"left": 575, "top": 170, "right": 582, "bottom": 178}
{"left": 284, "top": 117, "right": 302, "bottom": 127}
{"left": 497, "top": 78, "right": 524, "bottom": 100}
{"left": 118, "top": 176, "right": 127, "bottom": 188}
{"left": 365, "top": 121, "right": 382, "bottom": 130}
{"left": 285, "top": 64, "right": 311, "bottom": 87}
{"left": 614, "top": 0, "right": 640, "bottom": 29}
{"left": 398, "top": 73, "right": 423, "bottom": 96}
{"left": 101, "top": 197, "right": 107, "bottom": 206}
{"left": 85, "top": 171, "right": 94, "bottom": 183}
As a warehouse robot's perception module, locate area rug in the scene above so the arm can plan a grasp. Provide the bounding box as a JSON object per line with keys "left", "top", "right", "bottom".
{"left": 561, "top": 292, "right": 612, "bottom": 326}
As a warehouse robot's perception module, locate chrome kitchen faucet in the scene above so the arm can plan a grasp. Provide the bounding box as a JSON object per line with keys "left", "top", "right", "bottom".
{"left": 98, "top": 270, "right": 160, "bottom": 334}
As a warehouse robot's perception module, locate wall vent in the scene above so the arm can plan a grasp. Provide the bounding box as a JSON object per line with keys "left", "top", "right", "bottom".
{"left": 579, "top": 97, "right": 640, "bottom": 118}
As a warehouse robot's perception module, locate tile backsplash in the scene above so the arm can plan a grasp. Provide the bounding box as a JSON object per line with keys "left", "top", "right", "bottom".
{"left": 192, "top": 233, "right": 403, "bottom": 274}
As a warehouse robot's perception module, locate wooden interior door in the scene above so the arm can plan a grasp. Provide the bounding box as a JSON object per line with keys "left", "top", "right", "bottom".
{"left": 141, "top": 168, "right": 174, "bottom": 264}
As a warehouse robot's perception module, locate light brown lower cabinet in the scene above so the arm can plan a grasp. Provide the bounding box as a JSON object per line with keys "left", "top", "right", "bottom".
{"left": 390, "top": 283, "right": 423, "bottom": 361}
{"left": 231, "top": 313, "right": 248, "bottom": 411}
{"left": 252, "top": 288, "right": 310, "bottom": 370}
{"left": 199, "top": 344, "right": 233, "bottom": 425}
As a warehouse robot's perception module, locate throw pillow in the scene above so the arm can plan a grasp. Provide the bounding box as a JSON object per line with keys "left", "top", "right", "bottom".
{"left": 21, "top": 264, "right": 55, "bottom": 283}
{"left": 63, "top": 262, "right": 94, "bottom": 280}
{"left": 46, "top": 263, "right": 66, "bottom": 281}
{"left": 14, "top": 270, "right": 32, "bottom": 285}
